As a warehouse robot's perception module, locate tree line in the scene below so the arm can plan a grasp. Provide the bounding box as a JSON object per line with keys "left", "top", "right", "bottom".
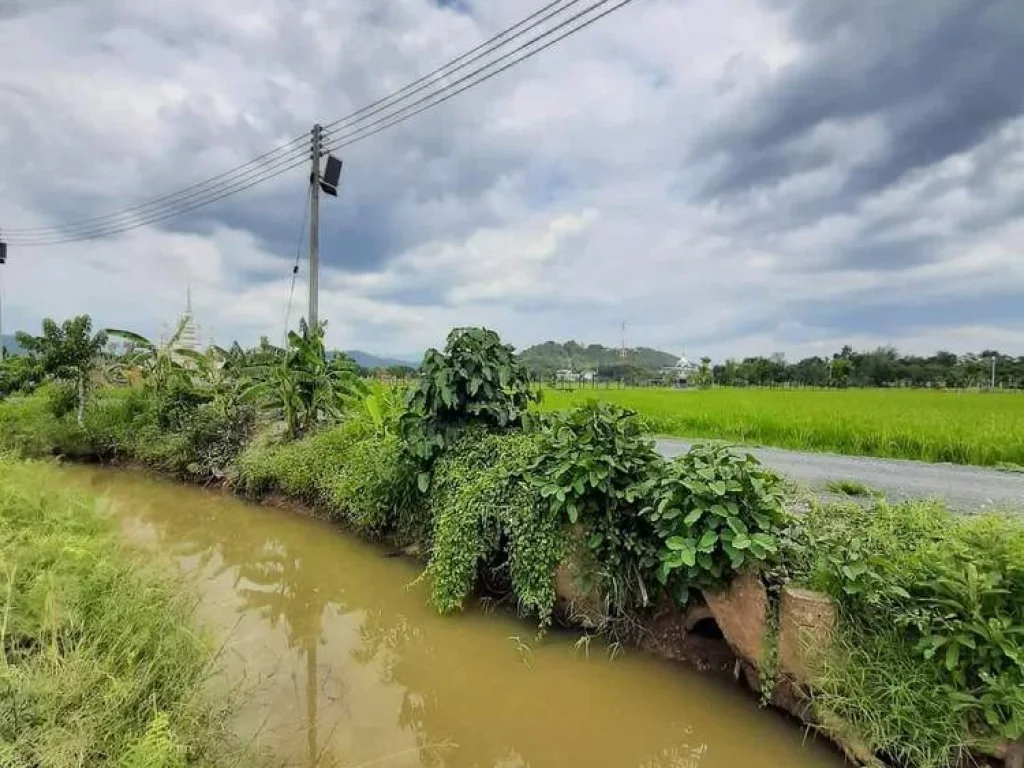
{"left": 712, "top": 346, "right": 1023, "bottom": 389}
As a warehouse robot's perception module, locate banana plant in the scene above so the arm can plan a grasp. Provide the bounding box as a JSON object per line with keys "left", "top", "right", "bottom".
{"left": 241, "top": 320, "right": 365, "bottom": 439}
{"left": 106, "top": 318, "right": 195, "bottom": 397}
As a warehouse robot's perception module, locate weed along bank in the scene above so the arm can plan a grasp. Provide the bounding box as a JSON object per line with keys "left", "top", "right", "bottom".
{"left": 2, "top": 319, "right": 1023, "bottom": 767}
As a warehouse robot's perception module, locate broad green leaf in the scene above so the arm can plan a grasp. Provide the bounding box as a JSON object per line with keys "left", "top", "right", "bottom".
{"left": 697, "top": 530, "right": 718, "bottom": 552}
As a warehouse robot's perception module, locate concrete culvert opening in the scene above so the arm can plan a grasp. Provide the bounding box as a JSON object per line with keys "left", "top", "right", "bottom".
{"left": 689, "top": 617, "right": 725, "bottom": 640}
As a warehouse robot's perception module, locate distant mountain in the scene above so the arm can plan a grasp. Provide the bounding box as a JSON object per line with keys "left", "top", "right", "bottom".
{"left": 343, "top": 350, "right": 419, "bottom": 370}
{"left": 518, "top": 340, "right": 679, "bottom": 376}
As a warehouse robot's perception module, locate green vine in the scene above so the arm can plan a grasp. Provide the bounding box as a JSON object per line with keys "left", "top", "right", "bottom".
{"left": 423, "top": 428, "right": 565, "bottom": 624}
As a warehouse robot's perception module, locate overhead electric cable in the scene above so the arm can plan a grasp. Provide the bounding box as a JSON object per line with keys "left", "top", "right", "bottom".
{"left": 322, "top": 0, "right": 634, "bottom": 156}
{"left": 3, "top": 135, "right": 309, "bottom": 236}
{"left": 5, "top": 0, "right": 637, "bottom": 246}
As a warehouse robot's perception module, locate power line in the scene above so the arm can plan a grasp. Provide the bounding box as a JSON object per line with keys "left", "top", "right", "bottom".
{"left": 6, "top": 0, "right": 588, "bottom": 244}
{"left": 320, "top": 0, "right": 581, "bottom": 138}
{"left": 6, "top": 142, "right": 313, "bottom": 244}
{"left": 6, "top": 147, "right": 313, "bottom": 245}
{"left": 323, "top": 0, "right": 634, "bottom": 156}
{"left": 4, "top": 0, "right": 638, "bottom": 246}
{"left": 3, "top": 135, "right": 309, "bottom": 237}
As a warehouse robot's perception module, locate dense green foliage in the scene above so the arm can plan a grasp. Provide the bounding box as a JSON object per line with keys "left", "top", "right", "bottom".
{"left": 423, "top": 428, "right": 561, "bottom": 621}
{"left": 240, "top": 321, "right": 365, "bottom": 439}
{"left": 713, "top": 345, "right": 1024, "bottom": 389}
{"left": 783, "top": 498, "right": 1024, "bottom": 764}
{"left": 401, "top": 328, "right": 535, "bottom": 483}
{"left": 0, "top": 457, "right": 242, "bottom": 766}
{"left": 641, "top": 444, "right": 787, "bottom": 598}
{"left": 2, "top": 316, "right": 1022, "bottom": 768}
{"left": 527, "top": 403, "right": 661, "bottom": 613}
{"left": 15, "top": 315, "right": 107, "bottom": 424}
{"left": 541, "top": 387, "right": 1024, "bottom": 466}
{"left": 521, "top": 339, "right": 1024, "bottom": 388}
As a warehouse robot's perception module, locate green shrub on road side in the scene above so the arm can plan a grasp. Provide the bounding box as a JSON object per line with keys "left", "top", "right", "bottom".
{"left": 0, "top": 458, "right": 242, "bottom": 767}
{"left": 790, "top": 498, "right": 1024, "bottom": 755}
{"left": 640, "top": 443, "right": 788, "bottom": 600}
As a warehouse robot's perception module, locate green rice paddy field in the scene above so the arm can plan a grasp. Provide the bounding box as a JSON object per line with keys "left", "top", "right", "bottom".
{"left": 539, "top": 387, "right": 1024, "bottom": 467}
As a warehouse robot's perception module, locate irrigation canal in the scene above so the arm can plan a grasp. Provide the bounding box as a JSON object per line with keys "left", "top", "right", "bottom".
{"left": 62, "top": 465, "right": 842, "bottom": 768}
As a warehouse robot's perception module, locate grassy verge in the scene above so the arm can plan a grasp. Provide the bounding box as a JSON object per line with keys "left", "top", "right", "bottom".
{"left": 539, "top": 387, "right": 1024, "bottom": 467}
{"left": 783, "top": 497, "right": 1024, "bottom": 765}
{"left": 0, "top": 456, "right": 243, "bottom": 767}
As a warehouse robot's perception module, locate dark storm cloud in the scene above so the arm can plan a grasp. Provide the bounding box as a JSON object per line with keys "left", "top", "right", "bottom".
{"left": 697, "top": 0, "right": 1024, "bottom": 204}
{"left": 795, "top": 291, "right": 1024, "bottom": 338}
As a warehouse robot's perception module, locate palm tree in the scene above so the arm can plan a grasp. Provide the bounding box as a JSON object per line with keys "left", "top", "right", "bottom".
{"left": 242, "top": 320, "right": 365, "bottom": 439}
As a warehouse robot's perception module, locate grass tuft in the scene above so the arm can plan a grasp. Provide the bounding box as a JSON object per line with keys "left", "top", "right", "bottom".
{"left": 824, "top": 478, "right": 876, "bottom": 497}
{"left": 0, "top": 457, "right": 244, "bottom": 767}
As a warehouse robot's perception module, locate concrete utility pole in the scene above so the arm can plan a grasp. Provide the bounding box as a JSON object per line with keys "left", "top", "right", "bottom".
{"left": 991, "top": 354, "right": 997, "bottom": 389}
{"left": 308, "top": 123, "right": 323, "bottom": 330}
{"left": 0, "top": 238, "right": 7, "bottom": 362}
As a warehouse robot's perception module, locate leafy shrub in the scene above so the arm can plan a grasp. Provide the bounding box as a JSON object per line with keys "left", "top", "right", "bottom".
{"left": 640, "top": 444, "right": 788, "bottom": 600}
{"left": 400, "top": 328, "right": 535, "bottom": 482}
{"left": 234, "top": 426, "right": 352, "bottom": 501}
{"left": 0, "top": 355, "right": 42, "bottom": 398}
{"left": 527, "top": 402, "right": 661, "bottom": 612}
{"left": 45, "top": 379, "right": 79, "bottom": 419}
{"left": 0, "top": 388, "right": 89, "bottom": 458}
{"left": 82, "top": 387, "right": 158, "bottom": 459}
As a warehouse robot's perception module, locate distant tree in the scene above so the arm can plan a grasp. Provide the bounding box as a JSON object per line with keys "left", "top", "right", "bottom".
{"left": 696, "top": 356, "right": 713, "bottom": 388}
{"left": 17, "top": 315, "right": 108, "bottom": 424}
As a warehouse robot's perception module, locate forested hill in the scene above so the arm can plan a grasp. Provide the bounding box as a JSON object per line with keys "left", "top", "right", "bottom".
{"left": 518, "top": 341, "right": 678, "bottom": 376}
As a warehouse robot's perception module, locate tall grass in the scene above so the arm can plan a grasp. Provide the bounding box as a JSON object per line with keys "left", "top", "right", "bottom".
{"left": 0, "top": 457, "right": 243, "bottom": 767}
{"left": 540, "top": 388, "right": 1024, "bottom": 466}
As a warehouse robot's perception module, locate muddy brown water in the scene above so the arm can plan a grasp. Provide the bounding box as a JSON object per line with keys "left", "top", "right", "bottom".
{"left": 65, "top": 466, "right": 844, "bottom": 768}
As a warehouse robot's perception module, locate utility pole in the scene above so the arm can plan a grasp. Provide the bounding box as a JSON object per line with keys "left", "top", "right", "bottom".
{"left": 991, "top": 354, "right": 997, "bottom": 389}
{"left": 308, "top": 124, "right": 323, "bottom": 330}
{"left": 0, "top": 237, "right": 7, "bottom": 362}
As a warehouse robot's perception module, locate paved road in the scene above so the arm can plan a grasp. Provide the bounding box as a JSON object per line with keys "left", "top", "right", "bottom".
{"left": 655, "top": 438, "right": 1024, "bottom": 513}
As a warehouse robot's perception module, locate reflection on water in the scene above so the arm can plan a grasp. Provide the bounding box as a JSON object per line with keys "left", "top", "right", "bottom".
{"left": 67, "top": 466, "right": 842, "bottom": 768}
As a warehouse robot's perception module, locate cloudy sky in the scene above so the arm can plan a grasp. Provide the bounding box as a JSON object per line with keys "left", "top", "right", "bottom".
{"left": 1, "top": 0, "right": 1022, "bottom": 361}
